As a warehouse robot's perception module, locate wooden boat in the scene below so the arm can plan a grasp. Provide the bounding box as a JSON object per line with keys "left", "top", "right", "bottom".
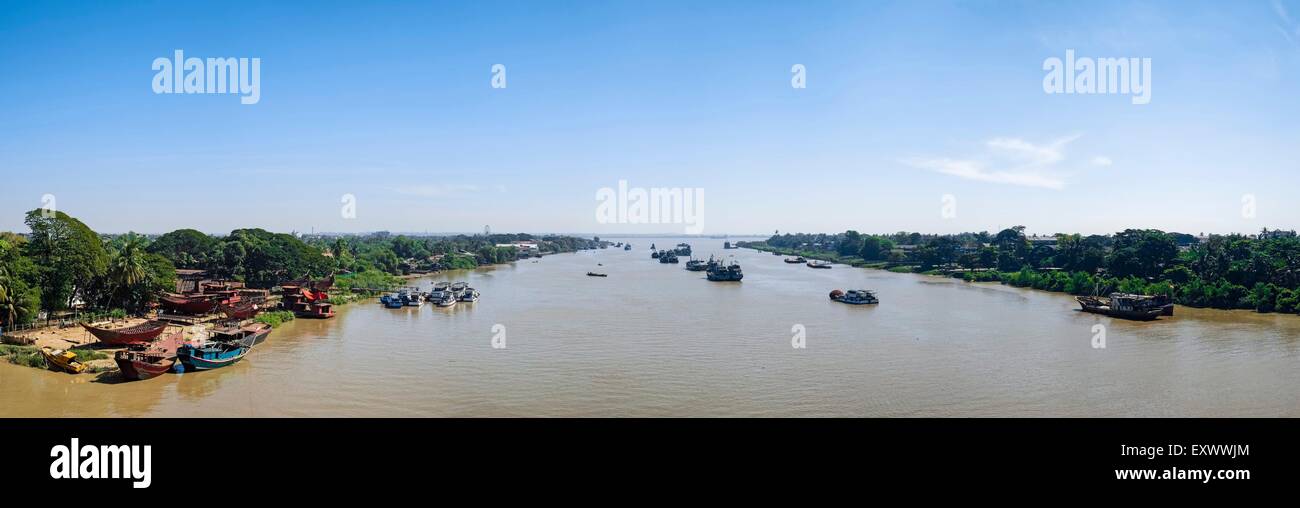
{"left": 587, "top": 272, "right": 608, "bottom": 277}
{"left": 160, "top": 293, "right": 221, "bottom": 315}
{"left": 114, "top": 329, "right": 184, "bottom": 380}
{"left": 806, "top": 260, "right": 832, "bottom": 269}
{"left": 295, "top": 301, "right": 335, "bottom": 318}
{"left": 176, "top": 341, "right": 251, "bottom": 372}
{"left": 830, "top": 289, "right": 878, "bottom": 305}
{"left": 211, "top": 322, "right": 272, "bottom": 347}
{"left": 80, "top": 320, "right": 168, "bottom": 345}
{"left": 218, "top": 300, "right": 262, "bottom": 320}
{"left": 1076, "top": 293, "right": 1165, "bottom": 321}
{"left": 41, "top": 347, "right": 87, "bottom": 374}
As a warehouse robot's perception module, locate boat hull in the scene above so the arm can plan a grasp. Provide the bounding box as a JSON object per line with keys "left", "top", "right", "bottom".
{"left": 115, "top": 356, "right": 175, "bottom": 380}
{"left": 80, "top": 321, "right": 167, "bottom": 345}
{"left": 176, "top": 347, "right": 250, "bottom": 371}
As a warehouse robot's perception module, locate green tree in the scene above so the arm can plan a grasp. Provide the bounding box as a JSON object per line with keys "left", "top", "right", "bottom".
{"left": 24, "top": 209, "right": 108, "bottom": 313}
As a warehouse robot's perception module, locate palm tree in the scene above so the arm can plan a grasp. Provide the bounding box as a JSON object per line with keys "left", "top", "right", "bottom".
{"left": 108, "top": 233, "right": 149, "bottom": 310}
{"left": 0, "top": 277, "right": 16, "bottom": 328}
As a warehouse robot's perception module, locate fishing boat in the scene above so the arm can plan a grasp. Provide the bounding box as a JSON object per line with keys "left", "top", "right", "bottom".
{"left": 659, "top": 252, "right": 679, "bottom": 264}
{"left": 450, "top": 282, "right": 468, "bottom": 292}
{"left": 784, "top": 256, "right": 806, "bottom": 264}
{"left": 383, "top": 293, "right": 404, "bottom": 308}
{"left": 1076, "top": 293, "right": 1165, "bottom": 321}
{"left": 458, "top": 288, "right": 480, "bottom": 302}
{"left": 211, "top": 322, "right": 272, "bottom": 347}
{"left": 706, "top": 261, "right": 743, "bottom": 281}
{"left": 806, "top": 260, "right": 832, "bottom": 269}
{"left": 624, "top": 244, "right": 631, "bottom": 251}
{"left": 114, "top": 329, "right": 185, "bottom": 380}
{"left": 433, "top": 282, "right": 451, "bottom": 291}
{"left": 403, "top": 291, "right": 424, "bottom": 307}
{"left": 175, "top": 341, "right": 251, "bottom": 372}
{"left": 41, "top": 347, "right": 87, "bottom": 374}
{"left": 587, "top": 272, "right": 608, "bottom": 277}
{"left": 651, "top": 250, "right": 661, "bottom": 259}
{"left": 79, "top": 320, "right": 168, "bottom": 346}
{"left": 674, "top": 243, "right": 692, "bottom": 256}
{"left": 830, "top": 289, "right": 878, "bottom": 305}
{"left": 685, "top": 259, "right": 708, "bottom": 271}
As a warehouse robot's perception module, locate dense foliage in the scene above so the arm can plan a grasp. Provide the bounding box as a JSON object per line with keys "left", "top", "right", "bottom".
{"left": 755, "top": 227, "right": 1300, "bottom": 314}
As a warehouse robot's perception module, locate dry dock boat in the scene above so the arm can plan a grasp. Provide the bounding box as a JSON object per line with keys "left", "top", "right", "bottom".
{"left": 211, "top": 322, "right": 272, "bottom": 348}
{"left": 1076, "top": 293, "right": 1165, "bottom": 321}
{"left": 41, "top": 347, "right": 87, "bottom": 374}
{"left": 80, "top": 319, "right": 168, "bottom": 346}
{"left": 115, "top": 329, "right": 184, "bottom": 380}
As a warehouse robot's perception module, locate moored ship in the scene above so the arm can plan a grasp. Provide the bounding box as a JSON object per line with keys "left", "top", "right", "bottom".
{"left": 830, "top": 289, "right": 878, "bottom": 305}
{"left": 1075, "top": 293, "right": 1165, "bottom": 321}
{"left": 706, "top": 261, "right": 743, "bottom": 281}
{"left": 115, "top": 328, "right": 185, "bottom": 380}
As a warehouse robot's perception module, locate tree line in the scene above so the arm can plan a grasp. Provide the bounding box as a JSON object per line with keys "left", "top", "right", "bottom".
{"left": 758, "top": 227, "right": 1300, "bottom": 313}
{"left": 0, "top": 209, "right": 597, "bottom": 326}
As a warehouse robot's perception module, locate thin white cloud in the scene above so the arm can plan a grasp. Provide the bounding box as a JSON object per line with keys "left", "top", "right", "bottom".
{"left": 393, "top": 184, "right": 481, "bottom": 197}
{"left": 1274, "top": 0, "right": 1300, "bottom": 45}
{"left": 902, "top": 135, "right": 1082, "bottom": 190}
{"left": 1091, "top": 156, "right": 1113, "bottom": 167}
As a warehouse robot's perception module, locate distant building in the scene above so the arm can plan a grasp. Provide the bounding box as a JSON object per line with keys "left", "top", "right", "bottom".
{"left": 496, "top": 241, "right": 539, "bottom": 253}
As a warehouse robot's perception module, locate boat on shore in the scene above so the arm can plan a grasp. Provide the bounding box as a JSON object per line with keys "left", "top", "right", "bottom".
{"left": 79, "top": 320, "right": 168, "bottom": 346}
{"left": 1076, "top": 293, "right": 1165, "bottom": 321}
{"left": 217, "top": 300, "right": 263, "bottom": 320}
{"left": 806, "top": 260, "right": 832, "bottom": 269}
{"left": 784, "top": 256, "right": 806, "bottom": 264}
{"left": 176, "top": 341, "right": 251, "bottom": 372}
{"left": 115, "top": 329, "right": 185, "bottom": 380}
{"left": 830, "top": 289, "right": 878, "bottom": 305}
{"left": 41, "top": 347, "right": 87, "bottom": 374}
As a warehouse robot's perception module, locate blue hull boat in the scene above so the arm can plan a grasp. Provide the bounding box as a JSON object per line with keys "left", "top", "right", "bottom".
{"left": 175, "top": 342, "right": 250, "bottom": 372}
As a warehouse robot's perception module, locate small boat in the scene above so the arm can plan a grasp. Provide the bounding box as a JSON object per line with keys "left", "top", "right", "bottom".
{"left": 295, "top": 301, "right": 336, "bottom": 318}
{"left": 706, "top": 261, "right": 743, "bottom": 281}
{"left": 211, "top": 322, "right": 272, "bottom": 348}
{"left": 451, "top": 282, "right": 468, "bottom": 292}
{"left": 624, "top": 244, "right": 631, "bottom": 251}
{"left": 115, "top": 329, "right": 185, "bottom": 380}
{"left": 217, "top": 300, "right": 262, "bottom": 320}
{"left": 674, "top": 243, "right": 692, "bottom": 256}
{"left": 403, "top": 291, "right": 424, "bottom": 307}
{"left": 830, "top": 289, "right": 878, "bottom": 305}
{"left": 587, "top": 272, "right": 608, "bottom": 277}
{"left": 685, "top": 259, "right": 707, "bottom": 271}
{"left": 175, "top": 341, "right": 251, "bottom": 372}
{"left": 383, "top": 293, "right": 404, "bottom": 308}
{"left": 651, "top": 251, "right": 661, "bottom": 259}
{"left": 806, "top": 260, "right": 832, "bottom": 269}
{"left": 458, "top": 288, "right": 480, "bottom": 302}
{"left": 1076, "top": 293, "right": 1165, "bottom": 321}
{"left": 80, "top": 320, "right": 168, "bottom": 346}
{"left": 431, "top": 290, "right": 457, "bottom": 308}
{"left": 659, "top": 252, "right": 679, "bottom": 264}
{"left": 784, "top": 256, "right": 806, "bottom": 264}
{"left": 41, "top": 347, "right": 87, "bottom": 374}
{"left": 433, "top": 282, "right": 451, "bottom": 291}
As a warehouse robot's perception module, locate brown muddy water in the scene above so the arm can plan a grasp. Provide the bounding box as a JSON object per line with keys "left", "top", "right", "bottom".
{"left": 2, "top": 237, "right": 1298, "bottom": 417}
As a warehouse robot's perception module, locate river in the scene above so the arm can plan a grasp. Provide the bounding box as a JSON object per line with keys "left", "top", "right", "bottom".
{"left": 2, "top": 237, "right": 1298, "bottom": 417}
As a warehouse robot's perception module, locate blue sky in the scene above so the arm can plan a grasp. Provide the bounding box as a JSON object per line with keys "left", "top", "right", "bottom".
{"left": 1, "top": 0, "right": 1298, "bottom": 236}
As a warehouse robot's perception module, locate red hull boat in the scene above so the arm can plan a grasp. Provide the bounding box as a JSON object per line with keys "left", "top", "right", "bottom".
{"left": 218, "top": 300, "right": 262, "bottom": 320}
{"left": 114, "top": 329, "right": 184, "bottom": 381}
{"left": 80, "top": 320, "right": 168, "bottom": 345}
{"left": 160, "top": 294, "right": 220, "bottom": 315}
